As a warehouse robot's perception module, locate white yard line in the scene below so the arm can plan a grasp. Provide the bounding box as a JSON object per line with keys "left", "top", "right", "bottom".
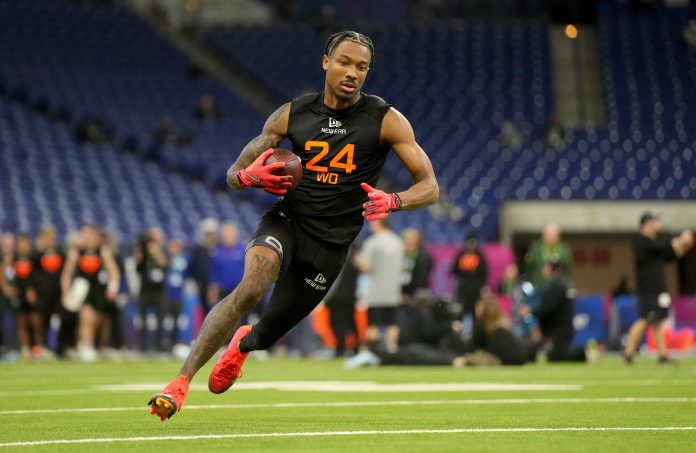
{"left": 93, "top": 381, "right": 583, "bottom": 392}
{"left": 2, "top": 378, "right": 694, "bottom": 397}
{"left": 1, "top": 397, "right": 695, "bottom": 416}
{"left": 1, "top": 427, "right": 695, "bottom": 447}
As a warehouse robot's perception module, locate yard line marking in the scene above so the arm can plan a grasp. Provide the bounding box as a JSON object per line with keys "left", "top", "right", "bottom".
{"left": 92, "top": 381, "right": 583, "bottom": 392}
{"left": 0, "top": 389, "right": 91, "bottom": 397}
{"left": 2, "top": 427, "right": 696, "bottom": 447}
{"left": 2, "top": 397, "right": 695, "bottom": 416}
{"left": 3, "top": 378, "right": 694, "bottom": 397}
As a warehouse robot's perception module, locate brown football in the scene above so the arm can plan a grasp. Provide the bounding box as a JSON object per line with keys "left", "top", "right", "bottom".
{"left": 265, "top": 148, "right": 302, "bottom": 191}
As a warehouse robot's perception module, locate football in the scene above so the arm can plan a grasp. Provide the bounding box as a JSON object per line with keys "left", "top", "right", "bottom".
{"left": 266, "top": 148, "right": 302, "bottom": 191}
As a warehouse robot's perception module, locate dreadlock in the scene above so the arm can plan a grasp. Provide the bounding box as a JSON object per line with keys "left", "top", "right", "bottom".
{"left": 323, "top": 30, "right": 375, "bottom": 69}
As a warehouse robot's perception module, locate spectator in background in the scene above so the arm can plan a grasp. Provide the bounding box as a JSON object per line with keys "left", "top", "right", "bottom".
{"left": 451, "top": 233, "right": 488, "bottom": 321}
{"left": 61, "top": 225, "right": 120, "bottom": 362}
{"left": 497, "top": 119, "right": 524, "bottom": 150}
{"left": 498, "top": 263, "right": 527, "bottom": 334}
{"left": 194, "top": 94, "right": 222, "bottom": 121}
{"left": 324, "top": 244, "right": 360, "bottom": 358}
{"left": 188, "top": 218, "right": 218, "bottom": 315}
{"left": 498, "top": 263, "right": 519, "bottom": 296}
{"left": 208, "top": 222, "right": 245, "bottom": 313}
{"left": 472, "top": 296, "right": 536, "bottom": 365}
{"left": 164, "top": 238, "right": 188, "bottom": 350}
{"left": 525, "top": 223, "right": 572, "bottom": 290}
{"left": 33, "top": 227, "right": 64, "bottom": 354}
{"left": 103, "top": 232, "right": 126, "bottom": 358}
{"left": 154, "top": 116, "right": 192, "bottom": 147}
{"left": 401, "top": 228, "right": 433, "bottom": 303}
{"left": 135, "top": 227, "right": 168, "bottom": 352}
{"left": 76, "top": 116, "right": 115, "bottom": 145}
{"left": 520, "top": 259, "right": 591, "bottom": 363}
{"left": 624, "top": 213, "right": 694, "bottom": 364}
{"left": 356, "top": 218, "right": 404, "bottom": 352}
{"left": 0, "top": 233, "right": 15, "bottom": 357}
{"left": 11, "top": 233, "right": 49, "bottom": 360}
{"left": 346, "top": 290, "right": 467, "bottom": 368}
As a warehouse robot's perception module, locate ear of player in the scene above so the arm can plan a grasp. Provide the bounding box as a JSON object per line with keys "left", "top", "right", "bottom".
{"left": 235, "top": 149, "right": 293, "bottom": 195}
{"left": 360, "top": 182, "right": 402, "bottom": 221}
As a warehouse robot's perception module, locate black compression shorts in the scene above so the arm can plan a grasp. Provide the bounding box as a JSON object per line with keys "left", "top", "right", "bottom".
{"left": 241, "top": 205, "right": 349, "bottom": 351}
{"left": 637, "top": 293, "right": 669, "bottom": 322}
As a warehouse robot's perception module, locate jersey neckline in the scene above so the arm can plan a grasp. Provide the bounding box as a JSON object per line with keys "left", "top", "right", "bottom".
{"left": 314, "top": 91, "right": 366, "bottom": 117}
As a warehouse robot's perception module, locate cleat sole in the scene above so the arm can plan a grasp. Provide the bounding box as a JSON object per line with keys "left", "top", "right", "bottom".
{"left": 148, "top": 394, "right": 178, "bottom": 421}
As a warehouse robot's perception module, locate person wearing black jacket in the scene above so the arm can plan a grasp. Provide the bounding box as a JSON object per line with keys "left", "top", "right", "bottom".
{"left": 451, "top": 233, "right": 488, "bottom": 318}
{"left": 623, "top": 213, "right": 693, "bottom": 363}
{"left": 401, "top": 228, "right": 433, "bottom": 301}
{"left": 522, "top": 259, "right": 585, "bottom": 362}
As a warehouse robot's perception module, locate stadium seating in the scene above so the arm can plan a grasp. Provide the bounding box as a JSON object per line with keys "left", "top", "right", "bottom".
{"left": 0, "top": 98, "right": 262, "bottom": 239}
{"left": 206, "top": 0, "right": 696, "bottom": 239}
{"left": 1, "top": 0, "right": 695, "bottom": 243}
{"left": 0, "top": 0, "right": 267, "bottom": 239}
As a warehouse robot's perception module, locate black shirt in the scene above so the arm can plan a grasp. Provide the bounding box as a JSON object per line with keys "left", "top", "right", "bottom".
{"left": 632, "top": 234, "right": 676, "bottom": 295}
{"left": 283, "top": 92, "right": 392, "bottom": 246}
{"left": 10, "top": 255, "right": 35, "bottom": 299}
{"left": 403, "top": 248, "right": 433, "bottom": 297}
{"left": 534, "top": 274, "right": 575, "bottom": 341}
{"left": 33, "top": 248, "right": 64, "bottom": 299}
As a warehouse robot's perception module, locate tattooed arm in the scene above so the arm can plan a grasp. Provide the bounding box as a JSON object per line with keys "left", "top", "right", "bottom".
{"left": 226, "top": 103, "right": 291, "bottom": 190}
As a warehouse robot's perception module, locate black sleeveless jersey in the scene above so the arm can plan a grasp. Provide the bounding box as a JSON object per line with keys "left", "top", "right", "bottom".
{"left": 282, "top": 92, "right": 391, "bottom": 247}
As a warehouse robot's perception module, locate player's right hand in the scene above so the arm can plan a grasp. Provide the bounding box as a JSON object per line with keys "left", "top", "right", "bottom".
{"left": 234, "top": 149, "right": 293, "bottom": 195}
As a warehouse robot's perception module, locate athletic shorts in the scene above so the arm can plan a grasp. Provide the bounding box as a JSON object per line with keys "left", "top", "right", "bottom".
{"left": 246, "top": 204, "right": 349, "bottom": 324}
{"left": 637, "top": 293, "right": 669, "bottom": 322}
{"left": 83, "top": 286, "right": 110, "bottom": 313}
{"left": 367, "top": 306, "right": 398, "bottom": 326}
{"left": 17, "top": 297, "right": 38, "bottom": 314}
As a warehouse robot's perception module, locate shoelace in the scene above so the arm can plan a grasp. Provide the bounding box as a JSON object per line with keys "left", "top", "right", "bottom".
{"left": 217, "top": 356, "right": 242, "bottom": 381}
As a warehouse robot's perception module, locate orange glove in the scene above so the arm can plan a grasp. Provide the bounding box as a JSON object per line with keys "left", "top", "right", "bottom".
{"left": 361, "top": 182, "right": 402, "bottom": 221}
{"left": 235, "top": 149, "right": 293, "bottom": 195}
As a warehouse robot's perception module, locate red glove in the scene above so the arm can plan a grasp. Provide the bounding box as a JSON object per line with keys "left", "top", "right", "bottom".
{"left": 235, "top": 149, "right": 293, "bottom": 195}
{"left": 361, "top": 182, "right": 402, "bottom": 221}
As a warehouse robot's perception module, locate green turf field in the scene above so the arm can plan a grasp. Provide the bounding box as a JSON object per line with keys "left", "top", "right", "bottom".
{"left": 0, "top": 356, "right": 695, "bottom": 452}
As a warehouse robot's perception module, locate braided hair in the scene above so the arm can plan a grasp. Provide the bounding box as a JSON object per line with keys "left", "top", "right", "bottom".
{"left": 323, "top": 30, "right": 375, "bottom": 69}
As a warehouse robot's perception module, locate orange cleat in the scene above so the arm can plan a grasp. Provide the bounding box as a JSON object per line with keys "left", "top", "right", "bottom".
{"left": 208, "top": 325, "right": 252, "bottom": 394}
{"left": 148, "top": 375, "right": 189, "bottom": 421}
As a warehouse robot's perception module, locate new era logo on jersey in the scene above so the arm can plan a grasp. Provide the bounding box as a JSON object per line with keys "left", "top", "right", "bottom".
{"left": 304, "top": 273, "right": 327, "bottom": 291}
{"left": 322, "top": 117, "right": 346, "bottom": 135}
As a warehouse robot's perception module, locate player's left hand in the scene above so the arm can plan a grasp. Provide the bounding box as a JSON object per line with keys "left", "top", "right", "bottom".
{"left": 360, "top": 182, "right": 402, "bottom": 221}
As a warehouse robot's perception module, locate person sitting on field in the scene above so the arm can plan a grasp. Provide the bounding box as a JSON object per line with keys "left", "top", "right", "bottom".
{"left": 520, "top": 259, "right": 596, "bottom": 363}
{"left": 471, "top": 295, "right": 536, "bottom": 366}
